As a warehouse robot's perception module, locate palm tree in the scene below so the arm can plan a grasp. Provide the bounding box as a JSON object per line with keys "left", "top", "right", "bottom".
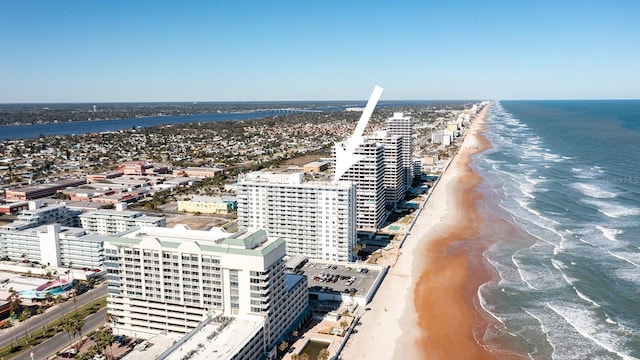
{"left": 72, "top": 290, "right": 78, "bottom": 315}
{"left": 18, "top": 309, "right": 31, "bottom": 344}
{"left": 353, "top": 243, "right": 366, "bottom": 260}
{"left": 8, "top": 287, "right": 21, "bottom": 314}
{"left": 278, "top": 340, "right": 288, "bottom": 355}
{"left": 105, "top": 312, "right": 119, "bottom": 334}
{"left": 62, "top": 319, "right": 76, "bottom": 348}
{"left": 300, "top": 353, "right": 310, "bottom": 360}
{"left": 318, "top": 348, "right": 330, "bottom": 360}
{"left": 8, "top": 312, "right": 18, "bottom": 349}
{"left": 37, "top": 305, "right": 49, "bottom": 334}
{"left": 72, "top": 315, "right": 85, "bottom": 344}
{"left": 55, "top": 294, "right": 65, "bottom": 322}
{"left": 340, "top": 318, "right": 349, "bottom": 332}
{"left": 95, "top": 330, "right": 115, "bottom": 360}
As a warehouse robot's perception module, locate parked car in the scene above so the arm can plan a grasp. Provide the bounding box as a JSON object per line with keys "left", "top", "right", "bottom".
{"left": 60, "top": 348, "right": 78, "bottom": 358}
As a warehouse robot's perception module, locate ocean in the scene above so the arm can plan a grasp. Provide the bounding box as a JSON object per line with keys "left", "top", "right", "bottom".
{"left": 475, "top": 101, "right": 640, "bottom": 359}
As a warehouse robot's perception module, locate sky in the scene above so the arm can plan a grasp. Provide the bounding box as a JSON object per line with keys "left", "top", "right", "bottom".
{"left": 1, "top": 1, "right": 639, "bottom": 102}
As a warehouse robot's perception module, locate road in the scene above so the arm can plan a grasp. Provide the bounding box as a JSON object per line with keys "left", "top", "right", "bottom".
{"left": 13, "top": 308, "right": 107, "bottom": 360}
{"left": 0, "top": 284, "right": 107, "bottom": 358}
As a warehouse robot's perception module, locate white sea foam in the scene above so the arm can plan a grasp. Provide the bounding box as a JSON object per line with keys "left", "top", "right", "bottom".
{"left": 547, "top": 303, "right": 635, "bottom": 360}
{"left": 577, "top": 237, "right": 597, "bottom": 247}
{"left": 596, "top": 225, "right": 623, "bottom": 241}
{"left": 583, "top": 199, "right": 640, "bottom": 218}
{"left": 570, "top": 182, "right": 617, "bottom": 199}
{"left": 511, "top": 255, "right": 537, "bottom": 289}
{"left": 550, "top": 258, "right": 566, "bottom": 271}
{"left": 543, "top": 153, "right": 564, "bottom": 162}
{"left": 607, "top": 251, "right": 639, "bottom": 267}
{"left": 615, "top": 268, "right": 640, "bottom": 284}
{"left": 523, "top": 308, "right": 557, "bottom": 358}
{"left": 574, "top": 288, "right": 601, "bottom": 308}
{"left": 478, "top": 283, "right": 506, "bottom": 325}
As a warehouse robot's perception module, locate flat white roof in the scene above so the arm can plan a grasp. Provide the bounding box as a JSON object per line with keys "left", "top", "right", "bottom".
{"left": 166, "top": 315, "right": 264, "bottom": 360}
{"left": 124, "top": 315, "right": 265, "bottom": 360}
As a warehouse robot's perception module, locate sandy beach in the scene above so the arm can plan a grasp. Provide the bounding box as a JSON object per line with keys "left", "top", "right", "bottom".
{"left": 341, "top": 104, "right": 503, "bottom": 359}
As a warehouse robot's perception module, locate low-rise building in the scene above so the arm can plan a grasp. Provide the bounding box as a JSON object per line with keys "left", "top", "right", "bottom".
{"left": 0, "top": 223, "right": 105, "bottom": 268}
{"left": 177, "top": 195, "right": 236, "bottom": 214}
{"left": 79, "top": 204, "right": 166, "bottom": 235}
{"left": 2, "top": 202, "right": 81, "bottom": 231}
{"left": 172, "top": 167, "right": 224, "bottom": 178}
{"left": 5, "top": 178, "right": 86, "bottom": 200}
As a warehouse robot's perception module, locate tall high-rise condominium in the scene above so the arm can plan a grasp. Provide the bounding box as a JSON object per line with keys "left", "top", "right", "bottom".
{"left": 386, "top": 112, "right": 414, "bottom": 191}
{"left": 236, "top": 171, "right": 357, "bottom": 261}
{"left": 371, "top": 130, "right": 405, "bottom": 207}
{"left": 334, "top": 139, "right": 387, "bottom": 231}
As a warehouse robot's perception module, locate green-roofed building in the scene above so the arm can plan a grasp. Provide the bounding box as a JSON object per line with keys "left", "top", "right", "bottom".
{"left": 105, "top": 225, "right": 309, "bottom": 359}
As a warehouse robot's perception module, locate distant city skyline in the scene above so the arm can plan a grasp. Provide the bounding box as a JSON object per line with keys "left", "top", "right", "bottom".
{"left": 1, "top": 1, "right": 639, "bottom": 103}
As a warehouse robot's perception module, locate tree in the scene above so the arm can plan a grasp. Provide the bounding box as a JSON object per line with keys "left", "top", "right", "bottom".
{"left": 62, "top": 319, "right": 76, "bottom": 348}
{"left": 353, "top": 243, "right": 366, "bottom": 259}
{"left": 62, "top": 315, "right": 85, "bottom": 349}
{"left": 55, "top": 294, "right": 65, "bottom": 322}
{"left": 9, "top": 287, "right": 22, "bottom": 315}
{"left": 278, "top": 340, "right": 288, "bottom": 354}
{"left": 72, "top": 315, "right": 85, "bottom": 345}
{"left": 318, "top": 348, "right": 330, "bottom": 360}
{"left": 18, "top": 309, "right": 31, "bottom": 343}
{"left": 300, "top": 353, "right": 310, "bottom": 360}
{"left": 72, "top": 289, "right": 78, "bottom": 315}
{"left": 94, "top": 330, "right": 115, "bottom": 360}
{"left": 340, "top": 318, "right": 349, "bottom": 331}
{"left": 105, "top": 312, "right": 119, "bottom": 334}
{"left": 8, "top": 312, "right": 18, "bottom": 349}
{"left": 37, "top": 305, "right": 49, "bottom": 334}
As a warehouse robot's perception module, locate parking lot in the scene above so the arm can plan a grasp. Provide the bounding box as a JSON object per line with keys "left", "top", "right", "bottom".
{"left": 297, "top": 262, "right": 379, "bottom": 298}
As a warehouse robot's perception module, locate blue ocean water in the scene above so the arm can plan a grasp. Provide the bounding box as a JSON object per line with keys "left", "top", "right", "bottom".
{"left": 476, "top": 101, "right": 640, "bottom": 359}
{"left": 0, "top": 111, "right": 280, "bottom": 140}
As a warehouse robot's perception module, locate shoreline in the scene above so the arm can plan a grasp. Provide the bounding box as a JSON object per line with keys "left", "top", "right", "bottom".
{"left": 340, "top": 104, "right": 505, "bottom": 360}
{"left": 410, "top": 103, "right": 499, "bottom": 359}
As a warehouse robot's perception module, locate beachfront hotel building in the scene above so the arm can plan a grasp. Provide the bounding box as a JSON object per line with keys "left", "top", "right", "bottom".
{"left": 236, "top": 171, "right": 357, "bottom": 261}
{"left": 0, "top": 224, "right": 105, "bottom": 269}
{"left": 334, "top": 139, "right": 387, "bottom": 230}
{"left": 371, "top": 131, "right": 405, "bottom": 207}
{"left": 386, "top": 112, "right": 414, "bottom": 190}
{"left": 104, "top": 226, "right": 309, "bottom": 358}
{"left": 79, "top": 204, "right": 166, "bottom": 235}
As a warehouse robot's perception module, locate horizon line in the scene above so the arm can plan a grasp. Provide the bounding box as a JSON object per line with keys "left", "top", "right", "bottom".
{"left": 2, "top": 98, "right": 639, "bottom": 105}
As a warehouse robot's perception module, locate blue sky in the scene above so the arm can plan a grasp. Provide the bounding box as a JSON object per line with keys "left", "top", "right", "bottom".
{"left": 1, "top": 1, "right": 639, "bottom": 102}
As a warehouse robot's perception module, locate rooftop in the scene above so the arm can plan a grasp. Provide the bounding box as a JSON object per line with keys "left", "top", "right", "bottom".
{"left": 123, "top": 315, "right": 265, "bottom": 360}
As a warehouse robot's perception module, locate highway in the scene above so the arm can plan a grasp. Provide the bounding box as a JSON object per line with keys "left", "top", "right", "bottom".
{"left": 0, "top": 285, "right": 108, "bottom": 359}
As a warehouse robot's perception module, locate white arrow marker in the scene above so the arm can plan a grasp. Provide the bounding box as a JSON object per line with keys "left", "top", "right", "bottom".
{"left": 333, "top": 85, "right": 384, "bottom": 184}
